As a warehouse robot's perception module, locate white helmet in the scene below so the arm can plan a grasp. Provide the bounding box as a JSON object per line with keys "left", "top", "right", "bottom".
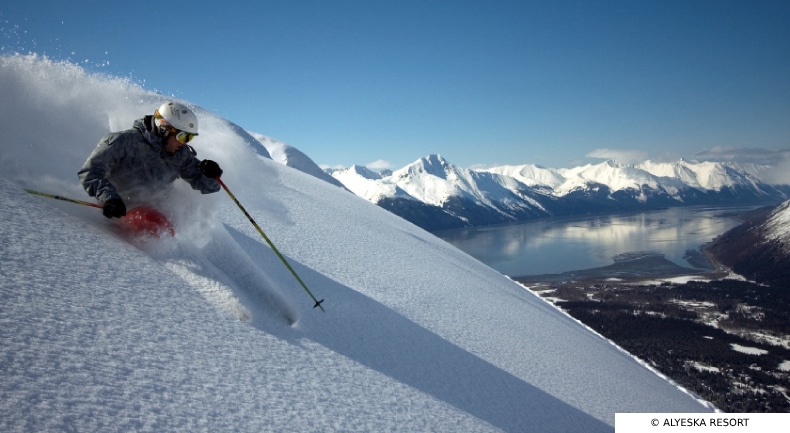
{"left": 154, "top": 101, "right": 199, "bottom": 134}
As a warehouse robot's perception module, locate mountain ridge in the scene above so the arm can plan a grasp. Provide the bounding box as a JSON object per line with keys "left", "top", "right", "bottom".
{"left": 329, "top": 154, "right": 790, "bottom": 230}
{"left": 707, "top": 200, "right": 790, "bottom": 287}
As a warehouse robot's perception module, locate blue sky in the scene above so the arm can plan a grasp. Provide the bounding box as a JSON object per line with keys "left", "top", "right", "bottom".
{"left": 2, "top": 0, "right": 788, "bottom": 170}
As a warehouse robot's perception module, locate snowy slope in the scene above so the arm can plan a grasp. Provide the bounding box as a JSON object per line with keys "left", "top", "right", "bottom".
{"left": 637, "top": 160, "right": 767, "bottom": 192}
{"left": 553, "top": 162, "right": 654, "bottom": 200}
{"left": 481, "top": 163, "right": 567, "bottom": 190}
{"left": 706, "top": 199, "right": 790, "bottom": 288}
{"left": 251, "top": 131, "right": 346, "bottom": 189}
{"left": 0, "top": 54, "right": 713, "bottom": 432}
{"left": 763, "top": 200, "right": 790, "bottom": 251}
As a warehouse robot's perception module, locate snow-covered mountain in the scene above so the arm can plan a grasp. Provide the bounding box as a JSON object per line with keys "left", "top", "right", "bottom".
{"left": 0, "top": 54, "right": 714, "bottom": 431}
{"left": 331, "top": 155, "right": 790, "bottom": 231}
{"left": 251, "top": 131, "right": 346, "bottom": 189}
{"left": 707, "top": 200, "right": 790, "bottom": 288}
{"left": 636, "top": 159, "right": 770, "bottom": 191}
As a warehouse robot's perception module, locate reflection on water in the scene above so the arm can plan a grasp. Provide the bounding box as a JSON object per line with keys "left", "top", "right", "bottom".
{"left": 436, "top": 206, "right": 756, "bottom": 277}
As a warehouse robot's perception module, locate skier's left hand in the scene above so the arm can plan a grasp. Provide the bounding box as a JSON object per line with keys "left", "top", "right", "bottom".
{"left": 102, "top": 198, "right": 127, "bottom": 218}
{"left": 200, "top": 159, "right": 223, "bottom": 179}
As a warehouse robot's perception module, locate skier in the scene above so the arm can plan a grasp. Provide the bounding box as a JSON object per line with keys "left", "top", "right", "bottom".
{"left": 78, "top": 101, "right": 223, "bottom": 218}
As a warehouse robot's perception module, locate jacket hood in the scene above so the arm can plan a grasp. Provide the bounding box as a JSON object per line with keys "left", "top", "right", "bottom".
{"left": 134, "top": 116, "right": 163, "bottom": 147}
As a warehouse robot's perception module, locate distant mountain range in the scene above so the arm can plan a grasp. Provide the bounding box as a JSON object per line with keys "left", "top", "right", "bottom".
{"left": 327, "top": 154, "right": 790, "bottom": 231}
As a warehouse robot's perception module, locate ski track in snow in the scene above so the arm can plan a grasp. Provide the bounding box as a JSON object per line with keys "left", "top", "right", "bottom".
{"left": 142, "top": 223, "right": 301, "bottom": 327}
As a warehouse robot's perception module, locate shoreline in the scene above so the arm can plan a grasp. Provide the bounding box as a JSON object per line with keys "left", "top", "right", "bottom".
{"left": 514, "top": 249, "right": 733, "bottom": 286}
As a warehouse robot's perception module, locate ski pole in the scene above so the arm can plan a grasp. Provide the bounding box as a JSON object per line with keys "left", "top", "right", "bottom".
{"left": 25, "top": 189, "right": 102, "bottom": 209}
{"left": 216, "top": 177, "right": 325, "bottom": 312}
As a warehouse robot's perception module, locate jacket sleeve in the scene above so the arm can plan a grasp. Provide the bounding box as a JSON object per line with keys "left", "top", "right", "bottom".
{"left": 77, "top": 133, "right": 125, "bottom": 204}
{"left": 179, "top": 147, "right": 221, "bottom": 194}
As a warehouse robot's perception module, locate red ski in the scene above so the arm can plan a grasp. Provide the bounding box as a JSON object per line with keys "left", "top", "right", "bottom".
{"left": 118, "top": 205, "right": 175, "bottom": 237}
{"left": 25, "top": 189, "right": 175, "bottom": 237}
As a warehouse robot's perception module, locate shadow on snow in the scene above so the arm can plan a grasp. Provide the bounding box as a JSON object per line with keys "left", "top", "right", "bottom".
{"left": 225, "top": 226, "right": 612, "bottom": 433}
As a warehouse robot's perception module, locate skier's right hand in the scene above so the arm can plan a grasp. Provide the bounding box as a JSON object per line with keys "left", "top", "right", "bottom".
{"left": 199, "top": 159, "right": 223, "bottom": 179}
{"left": 103, "top": 198, "right": 127, "bottom": 218}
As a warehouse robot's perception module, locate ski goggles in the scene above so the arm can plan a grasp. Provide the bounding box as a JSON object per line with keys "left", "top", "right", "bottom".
{"left": 173, "top": 129, "right": 197, "bottom": 144}
{"left": 162, "top": 125, "right": 196, "bottom": 144}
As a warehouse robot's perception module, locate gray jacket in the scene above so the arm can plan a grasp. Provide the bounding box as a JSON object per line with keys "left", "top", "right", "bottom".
{"left": 78, "top": 116, "right": 220, "bottom": 205}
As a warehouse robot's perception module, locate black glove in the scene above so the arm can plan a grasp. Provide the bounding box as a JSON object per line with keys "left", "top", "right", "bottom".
{"left": 199, "top": 159, "right": 223, "bottom": 179}
{"left": 102, "top": 198, "right": 127, "bottom": 218}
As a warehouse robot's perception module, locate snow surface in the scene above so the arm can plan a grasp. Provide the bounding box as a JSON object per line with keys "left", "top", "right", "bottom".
{"left": 730, "top": 344, "right": 769, "bottom": 356}
{"left": 0, "top": 54, "right": 714, "bottom": 432}
{"left": 762, "top": 200, "right": 790, "bottom": 254}
{"left": 251, "top": 132, "right": 346, "bottom": 190}
{"left": 637, "top": 160, "right": 766, "bottom": 192}
{"left": 480, "top": 163, "right": 566, "bottom": 190}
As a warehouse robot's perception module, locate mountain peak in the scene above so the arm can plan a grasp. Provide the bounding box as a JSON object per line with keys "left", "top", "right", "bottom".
{"left": 396, "top": 154, "right": 454, "bottom": 179}
{"left": 419, "top": 154, "right": 451, "bottom": 171}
